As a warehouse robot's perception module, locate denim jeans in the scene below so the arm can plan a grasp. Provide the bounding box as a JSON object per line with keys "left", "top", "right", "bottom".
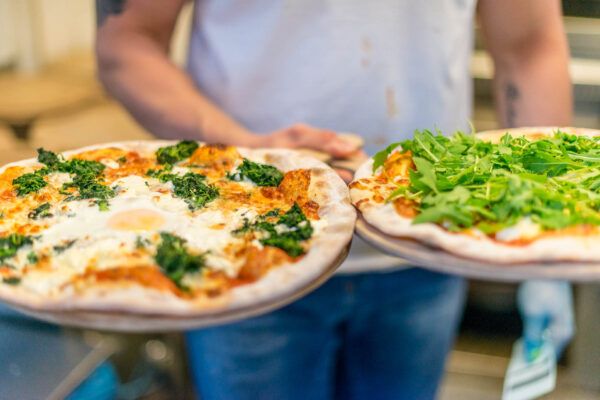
{"left": 186, "top": 267, "right": 466, "bottom": 400}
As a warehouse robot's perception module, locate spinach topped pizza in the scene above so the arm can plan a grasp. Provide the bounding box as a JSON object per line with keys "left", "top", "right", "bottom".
{"left": 0, "top": 141, "right": 355, "bottom": 315}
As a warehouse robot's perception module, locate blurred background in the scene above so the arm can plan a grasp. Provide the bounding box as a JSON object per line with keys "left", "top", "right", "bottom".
{"left": 1, "top": 1, "right": 600, "bottom": 399}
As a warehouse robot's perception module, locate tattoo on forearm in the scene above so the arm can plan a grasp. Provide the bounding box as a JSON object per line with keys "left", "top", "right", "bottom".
{"left": 505, "top": 82, "right": 520, "bottom": 128}
{"left": 96, "top": 0, "right": 126, "bottom": 26}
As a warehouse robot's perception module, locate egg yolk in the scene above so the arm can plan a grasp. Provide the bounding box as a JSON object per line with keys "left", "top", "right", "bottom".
{"left": 108, "top": 209, "right": 165, "bottom": 231}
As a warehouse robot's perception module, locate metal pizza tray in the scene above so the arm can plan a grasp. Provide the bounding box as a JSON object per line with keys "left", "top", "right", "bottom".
{"left": 6, "top": 245, "right": 350, "bottom": 333}
{"left": 355, "top": 216, "right": 600, "bottom": 282}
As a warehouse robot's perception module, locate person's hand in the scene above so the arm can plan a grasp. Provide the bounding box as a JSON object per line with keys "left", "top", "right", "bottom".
{"left": 256, "top": 123, "right": 361, "bottom": 158}
{"left": 254, "top": 123, "right": 363, "bottom": 182}
{"left": 517, "top": 280, "right": 575, "bottom": 362}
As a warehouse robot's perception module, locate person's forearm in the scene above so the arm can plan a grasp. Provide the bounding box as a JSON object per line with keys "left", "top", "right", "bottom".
{"left": 95, "top": 0, "right": 359, "bottom": 160}
{"left": 97, "top": 32, "right": 258, "bottom": 145}
{"left": 492, "top": 44, "right": 572, "bottom": 128}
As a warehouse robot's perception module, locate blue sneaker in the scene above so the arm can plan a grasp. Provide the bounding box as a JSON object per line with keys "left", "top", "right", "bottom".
{"left": 66, "top": 362, "right": 119, "bottom": 400}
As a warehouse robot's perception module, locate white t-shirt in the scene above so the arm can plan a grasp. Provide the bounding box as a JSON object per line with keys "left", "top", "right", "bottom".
{"left": 188, "top": 0, "right": 477, "bottom": 273}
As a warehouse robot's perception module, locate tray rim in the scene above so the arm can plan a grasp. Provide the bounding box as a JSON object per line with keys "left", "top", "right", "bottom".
{"left": 355, "top": 215, "right": 600, "bottom": 282}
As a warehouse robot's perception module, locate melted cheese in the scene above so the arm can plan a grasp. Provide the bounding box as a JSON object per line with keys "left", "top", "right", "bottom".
{"left": 495, "top": 218, "right": 541, "bottom": 242}
{"left": 47, "top": 172, "right": 72, "bottom": 187}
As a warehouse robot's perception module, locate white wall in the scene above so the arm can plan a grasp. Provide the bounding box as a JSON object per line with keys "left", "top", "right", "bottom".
{"left": 0, "top": 0, "right": 18, "bottom": 66}
{"left": 36, "top": 0, "right": 95, "bottom": 63}
{"left": 0, "top": 0, "right": 191, "bottom": 72}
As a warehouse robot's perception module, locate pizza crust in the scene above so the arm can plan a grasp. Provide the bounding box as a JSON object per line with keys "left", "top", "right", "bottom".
{"left": 0, "top": 141, "right": 356, "bottom": 316}
{"left": 351, "top": 127, "right": 600, "bottom": 264}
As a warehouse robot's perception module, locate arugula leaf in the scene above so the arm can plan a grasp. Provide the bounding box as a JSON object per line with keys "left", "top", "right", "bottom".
{"left": 228, "top": 159, "right": 284, "bottom": 187}
{"left": 154, "top": 232, "right": 206, "bottom": 288}
{"left": 156, "top": 140, "right": 199, "bottom": 165}
{"left": 387, "top": 185, "right": 411, "bottom": 202}
{"left": 521, "top": 151, "right": 574, "bottom": 176}
{"left": 372, "top": 142, "right": 402, "bottom": 172}
{"left": 413, "top": 204, "right": 473, "bottom": 230}
{"left": 412, "top": 157, "right": 438, "bottom": 194}
{"left": 413, "top": 131, "right": 441, "bottom": 162}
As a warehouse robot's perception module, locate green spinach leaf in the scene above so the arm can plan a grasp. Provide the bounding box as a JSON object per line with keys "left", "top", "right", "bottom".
{"left": 228, "top": 159, "right": 283, "bottom": 187}
{"left": 154, "top": 232, "right": 206, "bottom": 288}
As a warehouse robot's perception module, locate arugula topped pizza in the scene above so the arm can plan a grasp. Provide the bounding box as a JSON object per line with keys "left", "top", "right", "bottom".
{"left": 0, "top": 141, "right": 355, "bottom": 315}
{"left": 350, "top": 127, "right": 600, "bottom": 263}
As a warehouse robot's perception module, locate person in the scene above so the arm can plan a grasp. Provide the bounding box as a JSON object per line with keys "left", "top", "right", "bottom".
{"left": 95, "top": 1, "right": 573, "bottom": 398}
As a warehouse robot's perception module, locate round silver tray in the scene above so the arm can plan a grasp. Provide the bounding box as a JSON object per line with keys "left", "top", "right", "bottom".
{"left": 7, "top": 246, "right": 349, "bottom": 333}
{"left": 355, "top": 216, "right": 600, "bottom": 282}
